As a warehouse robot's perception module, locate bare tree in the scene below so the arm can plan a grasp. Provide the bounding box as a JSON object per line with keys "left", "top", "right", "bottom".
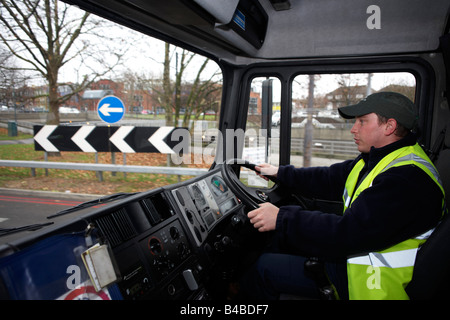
{"left": 183, "top": 64, "right": 221, "bottom": 129}
{"left": 0, "top": 0, "right": 128, "bottom": 124}
{"left": 119, "top": 70, "right": 157, "bottom": 113}
{"left": 160, "top": 45, "right": 196, "bottom": 126}
{"left": 160, "top": 43, "right": 221, "bottom": 129}
{"left": 334, "top": 74, "right": 369, "bottom": 107}
{"left": 161, "top": 42, "right": 174, "bottom": 125}
{"left": 0, "top": 45, "right": 30, "bottom": 107}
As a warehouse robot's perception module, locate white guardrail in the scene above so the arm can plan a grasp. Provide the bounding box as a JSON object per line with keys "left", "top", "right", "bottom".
{"left": 0, "top": 160, "right": 208, "bottom": 180}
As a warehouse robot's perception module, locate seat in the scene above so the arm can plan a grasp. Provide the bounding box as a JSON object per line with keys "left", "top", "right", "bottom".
{"left": 406, "top": 123, "right": 450, "bottom": 299}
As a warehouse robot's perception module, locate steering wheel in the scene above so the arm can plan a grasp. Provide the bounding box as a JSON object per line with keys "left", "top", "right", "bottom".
{"left": 220, "top": 159, "right": 288, "bottom": 211}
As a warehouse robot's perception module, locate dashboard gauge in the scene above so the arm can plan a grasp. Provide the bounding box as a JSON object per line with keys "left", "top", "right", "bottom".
{"left": 191, "top": 185, "right": 206, "bottom": 207}
{"left": 210, "top": 176, "right": 228, "bottom": 197}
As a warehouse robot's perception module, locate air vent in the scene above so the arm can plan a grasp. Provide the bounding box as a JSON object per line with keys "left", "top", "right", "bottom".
{"left": 140, "top": 198, "right": 162, "bottom": 225}
{"left": 95, "top": 208, "right": 137, "bottom": 247}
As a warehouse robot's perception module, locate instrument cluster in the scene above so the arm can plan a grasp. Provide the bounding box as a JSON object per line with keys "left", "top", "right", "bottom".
{"left": 171, "top": 171, "right": 240, "bottom": 247}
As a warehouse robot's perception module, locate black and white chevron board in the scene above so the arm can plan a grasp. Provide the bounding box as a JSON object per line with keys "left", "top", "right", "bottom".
{"left": 33, "top": 125, "right": 187, "bottom": 154}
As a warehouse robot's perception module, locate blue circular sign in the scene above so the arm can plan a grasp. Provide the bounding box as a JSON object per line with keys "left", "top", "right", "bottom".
{"left": 97, "top": 96, "right": 125, "bottom": 124}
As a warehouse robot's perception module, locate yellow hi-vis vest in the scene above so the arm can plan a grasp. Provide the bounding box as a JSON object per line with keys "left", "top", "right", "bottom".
{"left": 343, "top": 143, "right": 446, "bottom": 300}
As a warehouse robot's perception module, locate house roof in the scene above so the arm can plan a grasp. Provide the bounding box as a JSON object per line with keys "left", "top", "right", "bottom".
{"left": 82, "top": 90, "right": 112, "bottom": 100}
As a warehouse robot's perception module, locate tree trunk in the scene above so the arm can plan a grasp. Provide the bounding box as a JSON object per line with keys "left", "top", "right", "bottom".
{"left": 163, "top": 43, "right": 173, "bottom": 126}
{"left": 303, "top": 75, "right": 314, "bottom": 167}
{"left": 46, "top": 79, "right": 60, "bottom": 125}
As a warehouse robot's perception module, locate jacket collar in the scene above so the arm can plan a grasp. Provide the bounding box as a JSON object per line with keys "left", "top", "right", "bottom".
{"left": 360, "top": 132, "right": 417, "bottom": 171}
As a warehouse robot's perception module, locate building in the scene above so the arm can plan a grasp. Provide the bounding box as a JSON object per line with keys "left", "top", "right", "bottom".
{"left": 325, "top": 85, "right": 371, "bottom": 110}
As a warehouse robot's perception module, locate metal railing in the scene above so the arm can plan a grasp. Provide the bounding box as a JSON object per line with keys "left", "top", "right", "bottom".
{"left": 292, "top": 138, "right": 359, "bottom": 158}
{"left": 0, "top": 160, "right": 208, "bottom": 181}
{"left": 270, "top": 138, "right": 359, "bottom": 158}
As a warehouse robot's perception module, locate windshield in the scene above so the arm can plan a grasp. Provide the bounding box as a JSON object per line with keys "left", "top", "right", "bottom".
{"left": 0, "top": 5, "right": 223, "bottom": 195}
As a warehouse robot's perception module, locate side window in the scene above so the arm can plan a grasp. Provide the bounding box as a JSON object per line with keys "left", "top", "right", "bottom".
{"left": 291, "top": 72, "right": 416, "bottom": 167}
{"left": 242, "top": 77, "right": 281, "bottom": 187}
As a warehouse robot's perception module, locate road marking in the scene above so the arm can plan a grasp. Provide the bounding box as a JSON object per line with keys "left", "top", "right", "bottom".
{"left": 0, "top": 218, "right": 8, "bottom": 223}
{"left": 0, "top": 195, "right": 104, "bottom": 208}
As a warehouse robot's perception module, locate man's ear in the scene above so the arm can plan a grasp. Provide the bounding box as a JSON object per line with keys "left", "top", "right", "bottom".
{"left": 385, "top": 118, "right": 398, "bottom": 136}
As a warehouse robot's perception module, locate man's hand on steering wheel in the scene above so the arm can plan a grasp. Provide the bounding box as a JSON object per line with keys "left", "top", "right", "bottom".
{"left": 221, "top": 159, "right": 308, "bottom": 232}
{"left": 254, "top": 163, "right": 279, "bottom": 182}
{"left": 247, "top": 202, "right": 279, "bottom": 232}
{"left": 221, "top": 159, "right": 285, "bottom": 211}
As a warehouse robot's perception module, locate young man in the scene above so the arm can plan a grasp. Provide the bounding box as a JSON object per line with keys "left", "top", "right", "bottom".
{"left": 241, "top": 92, "right": 446, "bottom": 300}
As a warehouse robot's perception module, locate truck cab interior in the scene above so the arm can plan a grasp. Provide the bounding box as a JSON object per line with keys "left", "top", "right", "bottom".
{"left": 0, "top": 0, "right": 449, "bottom": 301}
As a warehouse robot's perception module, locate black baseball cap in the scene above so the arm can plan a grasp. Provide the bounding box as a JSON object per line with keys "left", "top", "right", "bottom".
{"left": 338, "top": 92, "right": 418, "bottom": 130}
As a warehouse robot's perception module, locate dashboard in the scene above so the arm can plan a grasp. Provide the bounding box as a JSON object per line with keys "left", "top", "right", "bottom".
{"left": 0, "top": 164, "right": 281, "bottom": 300}
{"left": 0, "top": 165, "right": 263, "bottom": 300}
{"left": 81, "top": 167, "right": 243, "bottom": 300}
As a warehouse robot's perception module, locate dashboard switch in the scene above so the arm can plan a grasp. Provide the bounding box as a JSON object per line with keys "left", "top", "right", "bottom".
{"left": 182, "top": 269, "right": 199, "bottom": 291}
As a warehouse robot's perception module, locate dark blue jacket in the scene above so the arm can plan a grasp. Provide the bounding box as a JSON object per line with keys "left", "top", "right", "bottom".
{"left": 275, "top": 133, "right": 443, "bottom": 260}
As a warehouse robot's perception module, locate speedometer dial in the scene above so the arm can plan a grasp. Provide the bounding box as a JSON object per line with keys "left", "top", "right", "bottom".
{"left": 191, "top": 185, "right": 206, "bottom": 207}
{"left": 210, "top": 176, "right": 228, "bottom": 197}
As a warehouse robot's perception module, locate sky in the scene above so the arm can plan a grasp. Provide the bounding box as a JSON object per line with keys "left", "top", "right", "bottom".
{"left": 57, "top": 23, "right": 221, "bottom": 86}
{"left": 33, "top": 3, "right": 415, "bottom": 98}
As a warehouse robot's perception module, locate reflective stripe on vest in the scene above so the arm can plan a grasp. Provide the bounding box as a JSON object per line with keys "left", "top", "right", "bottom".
{"left": 347, "top": 229, "right": 433, "bottom": 268}
{"left": 348, "top": 249, "right": 417, "bottom": 269}
{"left": 381, "top": 152, "right": 444, "bottom": 192}
{"left": 343, "top": 143, "right": 446, "bottom": 300}
{"left": 343, "top": 159, "right": 365, "bottom": 209}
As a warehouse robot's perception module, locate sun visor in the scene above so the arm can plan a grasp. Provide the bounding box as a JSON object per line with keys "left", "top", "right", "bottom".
{"left": 214, "top": 0, "right": 268, "bottom": 50}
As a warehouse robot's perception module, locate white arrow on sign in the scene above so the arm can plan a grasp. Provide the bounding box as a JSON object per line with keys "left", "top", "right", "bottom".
{"left": 99, "top": 103, "right": 123, "bottom": 117}
{"left": 34, "top": 125, "right": 59, "bottom": 152}
{"left": 109, "top": 126, "right": 135, "bottom": 153}
{"left": 71, "top": 126, "right": 96, "bottom": 152}
{"left": 148, "top": 126, "right": 175, "bottom": 154}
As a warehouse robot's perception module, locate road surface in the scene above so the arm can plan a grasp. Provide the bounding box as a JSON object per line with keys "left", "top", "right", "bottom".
{"left": 0, "top": 188, "right": 102, "bottom": 244}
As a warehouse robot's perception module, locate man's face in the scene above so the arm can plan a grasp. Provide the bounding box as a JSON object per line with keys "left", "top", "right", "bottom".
{"left": 350, "top": 113, "right": 387, "bottom": 153}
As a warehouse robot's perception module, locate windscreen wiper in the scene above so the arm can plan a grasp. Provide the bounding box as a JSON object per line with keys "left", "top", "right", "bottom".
{"left": 47, "top": 192, "right": 138, "bottom": 219}
{"left": 0, "top": 222, "right": 54, "bottom": 237}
